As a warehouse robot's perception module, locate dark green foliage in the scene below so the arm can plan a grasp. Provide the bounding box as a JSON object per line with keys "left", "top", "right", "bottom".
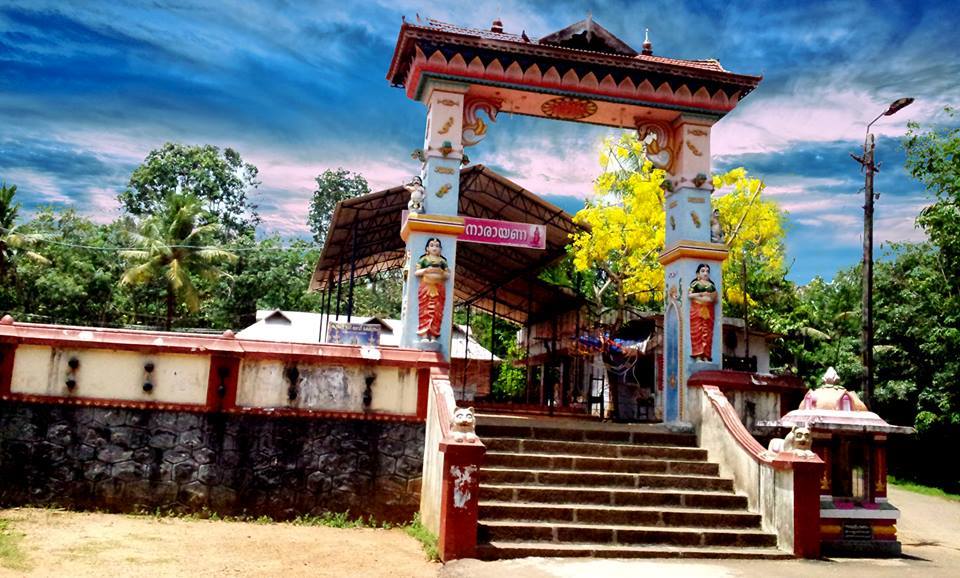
{"left": 308, "top": 169, "right": 370, "bottom": 244}
{"left": 120, "top": 143, "right": 260, "bottom": 239}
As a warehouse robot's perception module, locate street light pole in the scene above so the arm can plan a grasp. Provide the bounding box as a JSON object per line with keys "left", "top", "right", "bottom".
{"left": 851, "top": 97, "right": 914, "bottom": 408}
{"left": 861, "top": 132, "right": 876, "bottom": 409}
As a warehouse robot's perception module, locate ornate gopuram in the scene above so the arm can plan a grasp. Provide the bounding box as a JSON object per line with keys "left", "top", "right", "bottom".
{"left": 387, "top": 17, "right": 762, "bottom": 403}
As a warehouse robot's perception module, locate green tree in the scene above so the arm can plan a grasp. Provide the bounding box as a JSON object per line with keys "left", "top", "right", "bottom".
{"left": 14, "top": 208, "right": 129, "bottom": 326}
{"left": 200, "top": 235, "right": 325, "bottom": 330}
{"left": 308, "top": 169, "right": 370, "bottom": 244}
{"left": 120, "top": 193, "right": 237, "bottom": 329}
{"left": 568, "top": 133, "right": 788, "bottom": 328}
{"left": 120, "top": 143, "right": 260, "bottom": 239}
{"left": 904, "top": 108, "right": 960, "bottom": 273}
{"left": 0, "top": 183, "right": 48, "bottom": 284}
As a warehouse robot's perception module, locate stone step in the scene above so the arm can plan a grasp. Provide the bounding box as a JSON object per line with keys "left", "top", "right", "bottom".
{"left": 478, "top": 520, "right": 779, "bottom": 548}
{"left": 482, "top": 468, "right": 734, "bottom": 492}
{"left": 476, "top": 423, "right": 697, "bottom": 447}
{"left": 480, "top": 484, "right": 749, "bottom": 510}
{"left": 476, "top": 541, "right": 792, "bottom": 560}
{"left": 479, "top": 502, "right": 762, "bottom": 529}
{"left": 484, "top": 451, "right": 720, "bottom": 476}
{"left": 482, "top": 438, "right": 708, "bottom": 461}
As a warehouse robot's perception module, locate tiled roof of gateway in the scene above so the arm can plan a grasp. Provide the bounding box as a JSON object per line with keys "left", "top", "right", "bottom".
{"left": 419, "top": 19, "right": 729, "bottom": 73}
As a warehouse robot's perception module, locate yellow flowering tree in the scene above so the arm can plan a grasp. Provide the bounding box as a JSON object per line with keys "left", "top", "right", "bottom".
{"left": 569, "top": 132, "right": 787, "bottom": 325}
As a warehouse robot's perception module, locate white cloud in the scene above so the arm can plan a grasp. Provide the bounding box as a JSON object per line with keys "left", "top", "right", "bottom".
{"left": 714, "top": 86, "right": 943, "bottom": 157}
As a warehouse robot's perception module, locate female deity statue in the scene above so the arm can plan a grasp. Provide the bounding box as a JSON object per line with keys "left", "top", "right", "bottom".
{"left": 688, "top": 263, "right": 717, "bottom": 361}
{"left": 415, "top": 237, "right": 449, "bottom": 341}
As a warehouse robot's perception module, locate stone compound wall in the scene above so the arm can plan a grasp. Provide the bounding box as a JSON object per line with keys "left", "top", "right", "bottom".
{"left": 0, "top": 402, "right": 424, "bottom": 523}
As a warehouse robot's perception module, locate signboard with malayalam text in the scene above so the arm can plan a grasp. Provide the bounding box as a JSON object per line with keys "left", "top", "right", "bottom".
{"left": 326, "top": 322, "right": 381, "bottom": 346}
{"left": 460, "top": 216, "right": 546, "bottom": 249}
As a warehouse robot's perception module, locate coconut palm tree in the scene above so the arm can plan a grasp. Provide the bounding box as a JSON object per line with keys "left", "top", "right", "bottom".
{"left": 120, "top": 192, "right": 236, "bottom": 330}
{"left": 0, "top": 182, "right": 49, "bottom": 283}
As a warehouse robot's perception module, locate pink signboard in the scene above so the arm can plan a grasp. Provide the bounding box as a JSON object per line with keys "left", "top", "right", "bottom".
{"left": 460, "top": 216, "right": 546, "bottom": 249}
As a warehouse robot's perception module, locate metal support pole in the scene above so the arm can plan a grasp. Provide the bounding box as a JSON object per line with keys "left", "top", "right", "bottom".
{"left": 525, "top": 285, "right": 533, "bottom": 404}
{"left": 489, "top": 290, "right": 497, "bottom": 398}
{"left": 335, "top": 254, "right": 345, "bottom": 319}
{"left": 320, "top": 275, "right": 332, "bottom": 342}
{"left": 462, "top": 304, "right": 471, "bottom": 398}
{"left": 742, "top": 245, "right": 750, "bottom": 362}
{"left": 346, "top": 221, "right": 358, "bottom": 322}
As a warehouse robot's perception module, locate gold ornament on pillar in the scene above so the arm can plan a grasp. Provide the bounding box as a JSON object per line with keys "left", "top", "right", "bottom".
{"left": 635, "top": 119, "right": 678, "bottom": 173}
{"left": 462, "top": 97, "right": 502, "bottom": 146}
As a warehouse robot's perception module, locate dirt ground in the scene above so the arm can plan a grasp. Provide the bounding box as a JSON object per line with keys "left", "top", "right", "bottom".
{"left": 0, "top": 508, "right": 440, "bottom": 577}
{"left": 3, "top": 486, "right": 958, "bottom": 577}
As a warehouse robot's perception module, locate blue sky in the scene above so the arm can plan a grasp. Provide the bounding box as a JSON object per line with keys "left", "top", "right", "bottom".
{"left": 1, "top": 0, "right": 958, "bottom": 283}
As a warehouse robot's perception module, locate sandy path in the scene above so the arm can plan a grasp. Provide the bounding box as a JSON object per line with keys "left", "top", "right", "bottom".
{"left": 0, "top": 508, "right": 439, "bottom": 577}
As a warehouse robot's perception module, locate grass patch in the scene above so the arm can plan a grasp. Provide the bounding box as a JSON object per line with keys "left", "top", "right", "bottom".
{"left": 403, "top": 513, "right": 439, "bottom": 562}
{"left": 889, "top": 476, "right": 960, "bottom": 501}
{"left": 0, "top": 518, "right": 29, "bottom": 571}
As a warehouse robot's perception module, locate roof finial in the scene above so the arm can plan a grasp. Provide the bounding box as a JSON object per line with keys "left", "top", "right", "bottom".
{"left": 642, "top": 28, "right": 653, "bottom": 56}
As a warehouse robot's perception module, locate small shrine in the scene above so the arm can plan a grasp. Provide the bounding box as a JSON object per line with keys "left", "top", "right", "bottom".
{"left": 763, "top": 368, "right": 915, "bottom": 555}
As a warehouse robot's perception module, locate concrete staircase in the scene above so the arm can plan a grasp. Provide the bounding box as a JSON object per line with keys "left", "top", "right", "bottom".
{"left": 475, "top": 416, "right": 790, "bottom": 559}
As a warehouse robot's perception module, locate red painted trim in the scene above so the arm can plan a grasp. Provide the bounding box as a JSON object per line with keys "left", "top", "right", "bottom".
{"left": 416, "top": 368, "right": 430, "bottom": 420}
{"left": 206, "top": 355, "right": 241, "bottom": 411}
{"left": 702, "top": 385, "right": 774, "bottom": 465}
{"left": 0, "top": 320, "right": 445, "bottom": 369}
{"left": 689, "top": 370, "right": 805, "bottom": 393}
{"left": 0, "top": 343, "right": 15, "bottom": 397}
{"left": 407, "top": 65, "right": 736, "bottom": 114}
{"left": 437, "top": 441, "right": 485, "bottom": 561}
{"left": 223, "top": 407, "right": 422, "bottom": 422}
{"left": 791, "top": 460, "right": 824, "bottom": 558}
{"left": 0, "top": 393, "right": 211, "bottom": 413}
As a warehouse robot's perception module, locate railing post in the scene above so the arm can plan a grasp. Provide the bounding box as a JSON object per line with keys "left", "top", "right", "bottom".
{"left": 438, "top": 440, "right": 485, "bottom": 560}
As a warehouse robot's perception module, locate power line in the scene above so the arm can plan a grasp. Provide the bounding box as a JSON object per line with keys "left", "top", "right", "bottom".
{"left": 1, "top": 229, "right": 319, "bottom": 254}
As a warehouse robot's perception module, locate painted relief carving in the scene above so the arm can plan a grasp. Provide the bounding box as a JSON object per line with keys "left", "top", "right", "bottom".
{"left": 450, "top": 465, "right": 478, "bottom": 509}
{"left": 437, "top": 98, "right": 458, "bottom": 106}
{"left": 415, "top": 238, "right": 449, "bottom": 341}
{"left": 635, "top": 120, "right": 677, "bottom": 173}
{"left": 690, "top": 211, "right": 701, "bottom": 228}
{"left": 435, "top": 166, "right": 455, "bottom": 175}
{"left": 541, "top": 97, "right": 597, "bottom": 120}
{"left": 685, "top": 140, "right": 703, "bottom": 157}
{"left": 404, "top": 176, "right": 425, "bottom": 214}
{"left": 450, "top": 406, "right": 478, "bottom": 442}
{"left": 687, "top": 128, "right": 708, "bottom": 137}
{"left": 710, "top": 209, "right": 724, "bottom": 243}
{"left": 435, "top": 183, "right": 451, "bottom": 198}
{"left": 693, "top": 173, "right": 708, "bottom": 188}
{"left": 437, "top": 116, "right": 454, "bottom": 135}
{"left": 670, "top": 215, "right": 676, "bottom": 230}
{"left": 411, "top": 148, "right": 426, "bottom": 162}
{"left": 438, "top": 140, "right": 455, "bottom": 157}
{"left": 688, "top": 263, "right": 717, "bottom": 361}
{"left": 767, "top": 425, "right": 816, "bottom": 458}
{"left": 462, "top": 97, "right": 501, "bottom": 146}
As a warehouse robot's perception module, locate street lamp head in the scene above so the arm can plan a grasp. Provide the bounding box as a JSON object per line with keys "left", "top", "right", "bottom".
{"left": 884, "top": 97, "right": 914, "bottom": 116}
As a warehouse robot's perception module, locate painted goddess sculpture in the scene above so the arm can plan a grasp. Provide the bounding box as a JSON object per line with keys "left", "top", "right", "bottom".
{"left": 415, "top": 237, "right": 449, "bottom": 341}
{"left": 689, "top": 263, "right": 717, "bottom": 361}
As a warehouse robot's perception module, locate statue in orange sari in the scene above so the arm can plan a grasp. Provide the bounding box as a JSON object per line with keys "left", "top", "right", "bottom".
{"left": 689, "top": 263, "right": 717, "bottom": 361}
{"left": 415, "top": 238, "right": 449, "bottom": 341}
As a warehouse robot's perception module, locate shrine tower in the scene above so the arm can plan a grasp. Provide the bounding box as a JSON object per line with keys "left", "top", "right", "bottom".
{"left": 387, "top": 17, "right": 761, "bottom": 420}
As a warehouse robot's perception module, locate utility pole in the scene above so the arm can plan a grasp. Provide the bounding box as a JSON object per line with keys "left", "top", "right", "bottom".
{"left": 861, "top": 132, "right": 876, "bottom": 408}
{"left": 851, "top": 97, "right": 913, "bottom": 408}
